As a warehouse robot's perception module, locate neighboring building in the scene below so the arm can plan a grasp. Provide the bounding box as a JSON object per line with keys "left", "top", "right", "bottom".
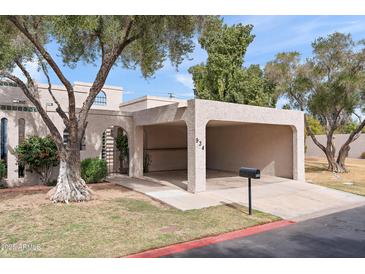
{"left": 0, "top": 80, "right": 305, "bottom": 192}
{"left": 306, "top": 134, "right": 365, "bottom": 159}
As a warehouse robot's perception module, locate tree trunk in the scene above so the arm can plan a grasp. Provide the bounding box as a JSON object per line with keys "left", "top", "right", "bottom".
{"left": 336, "top": 144, "right": 350, "bottom": 173}
{"left": 324, "top": 148, "right": 347, "bottom": 173}
{"left": 48, "top": 149, "right": 93, "bottom": 203}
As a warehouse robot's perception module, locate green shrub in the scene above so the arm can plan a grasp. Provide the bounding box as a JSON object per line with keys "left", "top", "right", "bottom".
{"left": 81, "top": 158, "right": 107, "bottom": 183}
{"left": 46, "top": 179, "right": 57, "bottom": 187}
{"left": 361, "top": 152, "right": 365, "bottom": 159}
{"left": 0, "top": 160, "right": 6, "bottom": 180}
{"left": 15, "top": 136, "right": 59, "bottom": 184}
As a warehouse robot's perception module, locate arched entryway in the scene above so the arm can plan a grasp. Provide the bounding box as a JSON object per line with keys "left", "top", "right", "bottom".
{"left": 101, "top": 126, "right": 129, "bottom": 175}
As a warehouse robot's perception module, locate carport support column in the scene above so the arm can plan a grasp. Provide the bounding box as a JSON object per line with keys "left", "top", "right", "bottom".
{"left": 292, "top": 121, "right": 305, "bottom": 182}
{"left": 129, "top": 125, "right": 144, "bottom": 178}
{"left": 187, "top": 100, "right": 206, "bottom": 193}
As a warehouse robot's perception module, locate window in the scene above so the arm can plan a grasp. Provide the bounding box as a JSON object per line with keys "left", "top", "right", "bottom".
{"left": 94, "top": 91, "right": 107, "bottom": 106}
{"left": 18, "top": 118, "right": 25, "bottom": 144}
{"left": 18, "top": 118, "right": 25, "bottom": 178}
{"left": 0, "top": 118, "right": 8, "bottom": 162}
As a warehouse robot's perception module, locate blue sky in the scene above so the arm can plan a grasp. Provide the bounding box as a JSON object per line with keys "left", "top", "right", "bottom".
{"left": 28, "top": 16, "right": 365, "bottom": 107}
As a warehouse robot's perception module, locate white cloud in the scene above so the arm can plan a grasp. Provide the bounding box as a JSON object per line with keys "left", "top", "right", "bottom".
{"left": 175, "top": 73, "right": 194, "bottom": 89}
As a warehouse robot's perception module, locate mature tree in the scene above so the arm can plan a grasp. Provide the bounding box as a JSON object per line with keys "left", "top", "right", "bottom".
{"left": 0, "top": 16, "right": 208, "bottom": 202}
{"left": 15, "top": 136, "right": 59, "bottom": 184}
{"left": 189, "top": 20, "right": 276, "bottom": 107}
{"left": 265, "top": 32, "right": 365, "bottom": 172}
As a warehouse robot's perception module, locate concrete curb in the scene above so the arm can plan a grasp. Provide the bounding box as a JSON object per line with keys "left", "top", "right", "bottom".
{"left": 124, "top": 220, "right": 295, "bottom": 258}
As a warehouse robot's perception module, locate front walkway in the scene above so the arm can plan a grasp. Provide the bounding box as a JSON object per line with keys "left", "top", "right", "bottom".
{"left": 108, "top": 170, "right": 365, "bottom": 221}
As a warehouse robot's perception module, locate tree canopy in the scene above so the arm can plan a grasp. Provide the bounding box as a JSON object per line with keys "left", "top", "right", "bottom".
{"left": 189, "top": 20, "right": 276, "bottom": 107}
{"left": 0, "top": 15, "right": 210, "bottom": 202}
{"left": 265, "top": 32, "right": 365, "bottom": 172}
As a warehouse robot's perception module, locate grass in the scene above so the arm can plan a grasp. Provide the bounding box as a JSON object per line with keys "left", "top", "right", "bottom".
{"left": 306, "top": 157, "right": 365, "bottom": 196}
{"left": 0, "top": 183, "right": 278, "bottom": 258}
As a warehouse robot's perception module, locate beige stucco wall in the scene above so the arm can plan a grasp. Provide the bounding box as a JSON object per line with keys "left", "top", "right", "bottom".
{"left": 1, "top": 82, "right": 304, "bottom": 194}
{"left": 306, "top": 134, "right": 365, "bottom": 159}
{"left": 0, "top": 107, "right": 134, "bottom": 186}
{"left": 206, "top": 123, "right": 293, "bottom": 178}
{"left": 120, "top": 96, "right": 187, "bottom": 113}
{"left": 0, "top": 82, "right": 123, "bottom": 111}
{"left": 185, "top": 99, "right": 304, "bottom": 192}
{"left": 144, "top": 123, "right": 187, "bottom": 171}
{"left": 38, "top": 82, "right": 122, "bottom": 111}
{"left": 0, "top": 82, "right": 130, "bottom": 187}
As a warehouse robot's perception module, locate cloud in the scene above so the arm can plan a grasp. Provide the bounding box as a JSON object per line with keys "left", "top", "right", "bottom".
{"left": 175, "top": 73, "right": 194, "bottom": 89}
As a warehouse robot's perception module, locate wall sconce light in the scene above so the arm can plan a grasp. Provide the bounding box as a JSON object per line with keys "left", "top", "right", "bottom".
{"left": 12, "top": 99, "right": 26, "bottom": 104}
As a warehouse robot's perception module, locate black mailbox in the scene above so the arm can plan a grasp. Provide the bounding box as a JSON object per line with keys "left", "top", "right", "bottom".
{"left": 239, "top": 167, "right": 260, "bottom": 179}
{"left": 239, "top": 167, "right": 261, "bottom": 215}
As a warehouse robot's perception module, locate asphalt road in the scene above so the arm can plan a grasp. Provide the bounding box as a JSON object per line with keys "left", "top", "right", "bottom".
{"left": 165, "top": 205, "right": 365, "bottom": 258}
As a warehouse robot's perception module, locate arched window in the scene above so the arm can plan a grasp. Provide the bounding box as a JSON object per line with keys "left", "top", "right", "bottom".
{"left": 18, "top": 118, "right": 25, "bottom": 178}
{"left": 94, "top": 91, "right": 107, "bottom": 106}
{"left": 0, "top": 118, "right": 8, "bottom": 162}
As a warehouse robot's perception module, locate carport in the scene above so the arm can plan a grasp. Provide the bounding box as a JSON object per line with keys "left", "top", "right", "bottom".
{"left": 143, "top": 119, "right": 295, "bottom": 191}
{"left": 206, "top": 120, "right": 294, "bottom": 180}
{"left": 130, "top": 98, "right": 305, "bottom": 193}
{"left": 143, "top": 121, "right": 188, "bottom": 190}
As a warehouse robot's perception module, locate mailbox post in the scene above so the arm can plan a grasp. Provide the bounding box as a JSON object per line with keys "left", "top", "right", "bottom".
{"left": 239, "top": 167, "right": 261, "bottom": 215}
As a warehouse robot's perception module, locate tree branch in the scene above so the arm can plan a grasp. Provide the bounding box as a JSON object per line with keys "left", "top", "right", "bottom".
{"left": 0, "top": 69, "right": 63, "bottom": 147}
{"left": 338, "top": 117, "right": 365, "bottom": 156}
{"left": 77, "top": 18, "right": 140, "bottom": 137}
{"left": 305, "top": 114, "right": 327, "bottom": 153}
{"left": 8, "top": 16, "right": 76, "bottom": 120}
{"left": 36, "top": 53, "right": 70, "bottom": 126}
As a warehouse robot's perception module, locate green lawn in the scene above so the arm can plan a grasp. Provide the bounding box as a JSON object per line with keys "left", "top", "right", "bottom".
{"left": 0, "top": 184, "right": 278, "bottom": 257}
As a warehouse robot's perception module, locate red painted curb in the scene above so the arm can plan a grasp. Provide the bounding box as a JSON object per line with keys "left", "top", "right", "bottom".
{"left": 125, "top": 220, "right": 295, "bottom": 258}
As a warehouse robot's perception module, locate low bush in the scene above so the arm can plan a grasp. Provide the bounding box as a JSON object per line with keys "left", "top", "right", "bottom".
{"left": 361, "top": 152, "right": 365, "bottom": 159}
{"left": 46, "top": 179, "right": 57, "bottom": 187}
{"left": 15, "top": 136, "right": 59, "bottom": 184}
{"left": 81, "top": 158, "right": 107, "bottom": 183}
{"left": 0, "top": 161, "right": 6, "bottom": 178}
{"left": 0, "top": 160, "right": 6, "bottom": 187}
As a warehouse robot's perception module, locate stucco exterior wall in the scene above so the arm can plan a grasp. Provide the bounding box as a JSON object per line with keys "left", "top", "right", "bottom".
{"left": 306, "top": 134, "right": 365, "bottom": 158}
{"left": 206, "top": 124, "right": 293, "bottom": 178}
{"left": 0, "top": 82, "right": 130, "bottom": 187}
{"left": 0, "top": 107, "right": 133, "bottom": 186}
{"left": 144, "top": 123, "right": 187, "bottom": 171}
{"left": 1, "top": 82, "right": 304, "bottom": 194}
{"left": 120, "top": 96, "right": 186, "bottom": 113}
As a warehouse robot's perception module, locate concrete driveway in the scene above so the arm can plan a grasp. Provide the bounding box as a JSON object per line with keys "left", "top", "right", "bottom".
{"left": 110, "top": 170, "right": 365, "bottom": 221}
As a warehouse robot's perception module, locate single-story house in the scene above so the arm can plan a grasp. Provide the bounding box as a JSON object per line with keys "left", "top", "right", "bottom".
{"left": 0, "top": 81, "right": 305, "bottom": 192}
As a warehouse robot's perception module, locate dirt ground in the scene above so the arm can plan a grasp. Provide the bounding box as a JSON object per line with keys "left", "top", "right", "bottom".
{"left": 0, "top": 182, "right": 165, "bottom": 211}
{"left": 305, "top": 157, "right": 365, "bottom": 196}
